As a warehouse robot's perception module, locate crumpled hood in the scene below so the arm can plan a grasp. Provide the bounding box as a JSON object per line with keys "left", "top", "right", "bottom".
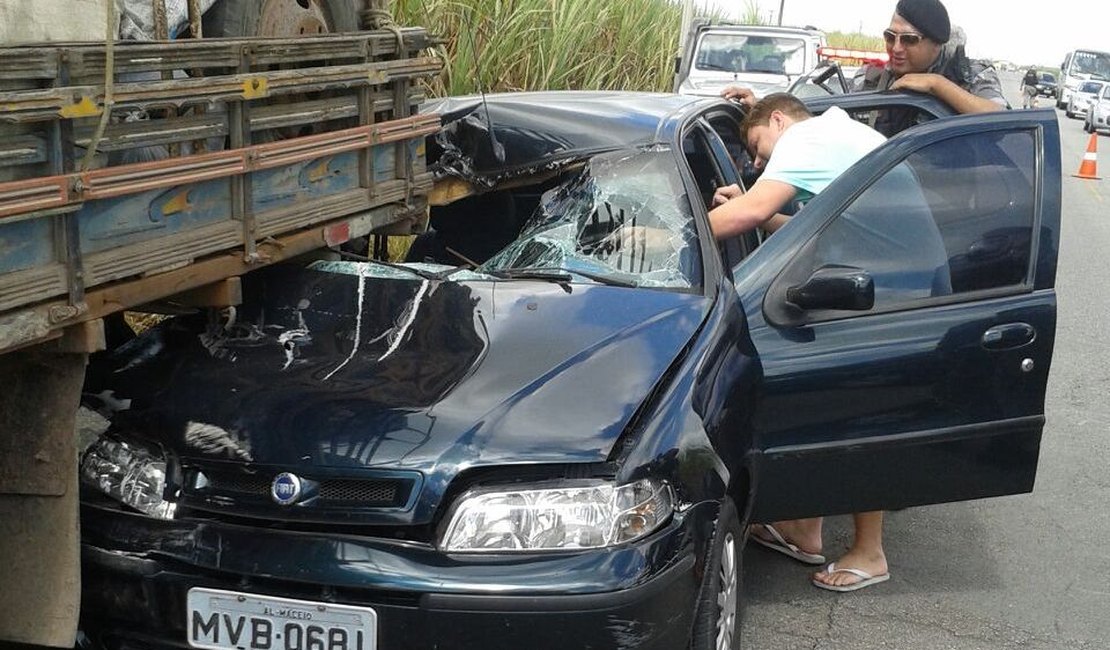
{"left": 97, "top": 264, "right": 709, "bottom": 475}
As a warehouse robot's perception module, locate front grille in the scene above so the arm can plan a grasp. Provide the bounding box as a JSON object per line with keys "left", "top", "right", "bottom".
{"left": 206, "top": 471, "right": 271, "bottom": 496}
{"left": 190, "top": 468, "right": 414, "bottom": 509}
{"left": 318, "top": 478, "right": 398, "bottom": 504}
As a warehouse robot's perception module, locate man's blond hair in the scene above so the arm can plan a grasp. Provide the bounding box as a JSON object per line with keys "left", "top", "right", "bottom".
{"left": 739, "top": 93, "right": 813, "bottom": 147}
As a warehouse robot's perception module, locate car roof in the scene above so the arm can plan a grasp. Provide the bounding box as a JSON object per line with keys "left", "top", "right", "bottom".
{"left": 699, "top": 24, "right": 824, "bottom": 37}
{"left": 423, "top": 91, "right": 723, "bottom": 187}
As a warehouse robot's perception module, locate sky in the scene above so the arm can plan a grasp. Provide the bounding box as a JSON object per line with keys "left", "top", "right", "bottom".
{"left": 705, "top": 0, "right": 1110, "bottom": 67}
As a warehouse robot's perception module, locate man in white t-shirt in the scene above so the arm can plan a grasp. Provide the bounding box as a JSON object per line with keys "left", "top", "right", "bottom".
{"left": 713, "top": 93, "right": 898, "bottom": 594}
{"left": 709, "top": 93, "right": 886, "bottom": 238}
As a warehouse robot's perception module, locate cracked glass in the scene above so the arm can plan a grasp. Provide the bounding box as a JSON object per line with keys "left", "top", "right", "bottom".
{"left": 477, "top": 147, "right": 702, "bottom": 290}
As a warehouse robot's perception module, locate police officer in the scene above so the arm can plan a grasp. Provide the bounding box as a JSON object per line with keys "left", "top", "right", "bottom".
{"left": 1021, "top": 67, "right": 1041, "bottom": 108}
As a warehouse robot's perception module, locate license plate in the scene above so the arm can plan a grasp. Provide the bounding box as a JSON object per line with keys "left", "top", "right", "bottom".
{"left": 187, "top": 588, "right": 377, "bottom": 650}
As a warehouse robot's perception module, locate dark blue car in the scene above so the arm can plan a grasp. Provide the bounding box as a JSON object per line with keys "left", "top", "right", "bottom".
{"left": 77, "top": 91, "right": 1061, "bottom": 650}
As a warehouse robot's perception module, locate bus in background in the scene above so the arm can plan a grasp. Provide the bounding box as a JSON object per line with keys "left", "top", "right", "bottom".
{"left": 1057, "top": 49, "right": 1110, "bottom": 110}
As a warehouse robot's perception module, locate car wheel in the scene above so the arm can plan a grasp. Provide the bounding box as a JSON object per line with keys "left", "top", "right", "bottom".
{"left": 1067, "top": 109, "right": 1075, "bottom": 119}
{"left": 691, "top": 498, "right": 743, "bottom": 650}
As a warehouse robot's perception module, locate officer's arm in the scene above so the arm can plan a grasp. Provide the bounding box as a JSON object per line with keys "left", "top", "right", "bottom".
{"left": 891, "top": 73, "right": 1002, "bottom": 114}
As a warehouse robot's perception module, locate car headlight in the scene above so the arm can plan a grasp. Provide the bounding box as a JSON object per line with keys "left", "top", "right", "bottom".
{"left": 440, "top": 478, "right": 674, "bottom": 552}
{"left": 80, "top": 437, "right": 177, "bottom": 519}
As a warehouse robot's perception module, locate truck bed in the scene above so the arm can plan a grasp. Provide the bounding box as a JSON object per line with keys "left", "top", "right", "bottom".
{"left": 0, "top": 28, "right": 442, "bottom": 353}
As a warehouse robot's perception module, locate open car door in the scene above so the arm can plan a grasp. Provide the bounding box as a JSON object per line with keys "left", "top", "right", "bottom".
{"left": 731, "top": 108, "right": 1061, "bottom": 521}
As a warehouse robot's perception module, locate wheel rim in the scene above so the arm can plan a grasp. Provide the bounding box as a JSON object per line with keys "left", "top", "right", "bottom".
{"left": 714, "top": 531, "right": 738, "bottom": 650}
{"left": 259, "top": 0, "right": 333, "bottom": 37}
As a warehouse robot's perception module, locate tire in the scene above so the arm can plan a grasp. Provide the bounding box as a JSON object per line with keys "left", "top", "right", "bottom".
{"left": 203, "top": 0, "right": 361, "bottom": 38}
{"left": 1066, "top": 109, "right": 1075, "bottom": 119}
{"left": 690, "top": 498, "right": 744, "bottom": 650}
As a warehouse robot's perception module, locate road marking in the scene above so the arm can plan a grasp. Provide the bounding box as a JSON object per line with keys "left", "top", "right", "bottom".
{"left": 1083, "top": 182, "right": 1104, "bottom": 202}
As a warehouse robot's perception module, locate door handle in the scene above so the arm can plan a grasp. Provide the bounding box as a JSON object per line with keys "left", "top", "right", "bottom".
{"left": 981, "top": 323, "right": 1036, "bottom": 350}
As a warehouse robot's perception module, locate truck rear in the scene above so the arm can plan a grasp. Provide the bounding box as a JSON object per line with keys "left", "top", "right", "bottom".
{"left": 0, "top": 1, "right": 440, "bottom": 645}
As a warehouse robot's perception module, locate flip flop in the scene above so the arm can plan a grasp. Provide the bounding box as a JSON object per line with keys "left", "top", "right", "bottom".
{"left": 749, "top": 524, "right": 826, "bottom": 565}
{"left": 811, "top": 562, "right": 891, "bottom": 592}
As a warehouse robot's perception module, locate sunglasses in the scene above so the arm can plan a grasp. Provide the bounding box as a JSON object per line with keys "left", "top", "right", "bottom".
{"left": 883, "top": 29, "right": 925, "bottom": 47}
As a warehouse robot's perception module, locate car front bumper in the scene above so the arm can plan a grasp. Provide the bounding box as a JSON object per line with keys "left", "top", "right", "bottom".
{"left": 78, "top": 500, "right": 715, "bottom": 650}
{"left": 1093, "top": 111, "right": 1110, "bottom": 131}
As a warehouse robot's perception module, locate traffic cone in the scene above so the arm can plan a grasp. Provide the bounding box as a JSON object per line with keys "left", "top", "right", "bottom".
{"left": 1074, "top": 133, "right": 1101, "bottom": 180}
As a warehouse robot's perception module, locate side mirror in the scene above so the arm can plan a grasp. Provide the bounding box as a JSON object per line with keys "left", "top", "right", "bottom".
{"left": 785, "top": 265, "right": 874, "bottom": 312}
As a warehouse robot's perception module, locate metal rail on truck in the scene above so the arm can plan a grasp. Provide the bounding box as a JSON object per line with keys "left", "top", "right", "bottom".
{"left": 0, "top": 28, "right": 443, "bottom": 353}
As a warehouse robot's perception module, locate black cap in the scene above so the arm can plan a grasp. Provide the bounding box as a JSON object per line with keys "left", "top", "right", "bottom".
{"left": 895, "top": 0, "right": 951, "bottom": 44}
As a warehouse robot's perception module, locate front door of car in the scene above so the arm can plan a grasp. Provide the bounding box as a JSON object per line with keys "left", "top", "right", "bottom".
{"left": 730, "top": 109, "right": 1061, "bottom": 521}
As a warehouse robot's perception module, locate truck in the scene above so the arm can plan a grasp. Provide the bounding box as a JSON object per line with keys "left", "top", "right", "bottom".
{"left": 1055, "top": 48, "right": 1110, "bottom": 110}
{"left": 0, "top": 0, "right": 440, "bottom": 645}
{"left": 674, "top": 20, "right": 827, "bottom": 99}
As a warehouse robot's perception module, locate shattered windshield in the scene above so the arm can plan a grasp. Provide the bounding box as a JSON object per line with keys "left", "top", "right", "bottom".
{"left": 477, "top": 147, "right": 702, "bottom": 290}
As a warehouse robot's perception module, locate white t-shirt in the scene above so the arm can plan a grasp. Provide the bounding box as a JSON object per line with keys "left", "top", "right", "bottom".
{"left": 760, "top": 106, "right": 887, "bottom": 202}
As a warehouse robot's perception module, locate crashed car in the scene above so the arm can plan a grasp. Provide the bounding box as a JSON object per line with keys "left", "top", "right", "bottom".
{"left": 78, "top": 91, "right": 1061, "bottom": 650}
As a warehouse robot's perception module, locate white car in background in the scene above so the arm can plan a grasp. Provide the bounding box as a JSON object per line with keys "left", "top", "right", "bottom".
{"left": 1084, "top": 84, "right": 1110, "bottom": 134}
{"left": 1066, "top": 80, "right": 1105, "bottom": 119}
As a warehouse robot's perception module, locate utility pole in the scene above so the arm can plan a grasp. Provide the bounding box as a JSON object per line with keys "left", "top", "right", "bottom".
{"left": 674, "top": 0, "right": 694, "bottom": 92}
{"left": 778, "top": 0, "right": 785, "bottom": 25}
{"left": 678, "top": 0, "right": 694, "bottom": 54}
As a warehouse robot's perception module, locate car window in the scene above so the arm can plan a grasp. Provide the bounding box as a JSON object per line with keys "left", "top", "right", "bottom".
{"left": 681, "top": 127, "right": 726, "bottom": 211}
{"left": 849, "top": 105, "right": 938, "bottom": 138}
{"left": 704, "top": 112, "right": 760, "bottom": 189}
{"left": 788, "top": 129, "right": 1037, "bottom": 317}
{"left": 699, "top": 114, "right": 765, "bottom": 263}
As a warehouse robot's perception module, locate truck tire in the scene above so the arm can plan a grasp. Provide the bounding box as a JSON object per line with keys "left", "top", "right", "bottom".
{"left": 203, "top": 0, "right": 361, "bottom": 38}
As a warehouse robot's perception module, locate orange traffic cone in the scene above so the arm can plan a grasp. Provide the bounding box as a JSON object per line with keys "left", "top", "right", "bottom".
{"left": 1074, "top": 133, "right": 1101, "bottom": 180}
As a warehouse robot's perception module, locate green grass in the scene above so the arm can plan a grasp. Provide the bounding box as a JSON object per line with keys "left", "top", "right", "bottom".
{"left": 394, "top": 1, "right": 887, "bottom": 97}
{"left": 395, "top": 0, "right": 729, "bottom": 95}
{"left": 826, "top": 31, "right": 885, "bottom": 53}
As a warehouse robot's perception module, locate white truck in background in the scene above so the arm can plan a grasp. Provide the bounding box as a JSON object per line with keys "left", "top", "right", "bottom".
{"left": 674, "top": 20, "right": 827, "bottom": 99}
{"left": 1056, "top": 48, "right": 1110, "bottom": 110}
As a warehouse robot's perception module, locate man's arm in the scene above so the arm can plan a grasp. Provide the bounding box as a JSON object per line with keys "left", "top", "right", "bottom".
{"left": 721, "top": 85, "right": 756, "bottom": 106}
{"left": 891, "top": 73, "right": 1003, "bottom": 114}
{"left": 709, "top": 178, "right": 796, "bottom": 239}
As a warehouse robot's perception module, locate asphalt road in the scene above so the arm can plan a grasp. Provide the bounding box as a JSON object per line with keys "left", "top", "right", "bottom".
{"left": 741, "top": 71, "right": 1110, "bottom": 649}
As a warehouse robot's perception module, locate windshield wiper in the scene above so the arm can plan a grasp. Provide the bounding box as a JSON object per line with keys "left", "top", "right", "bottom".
{"left": 486, "top": 266, "right": 638, "bottom": 288}
{"left": 336, "top": 250, "right": 465, "bottom": 281}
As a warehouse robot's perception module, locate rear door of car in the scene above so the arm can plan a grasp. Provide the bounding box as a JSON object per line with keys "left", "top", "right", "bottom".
{"left": 729, "top": 109, "right": 1061, "bottom": 521}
